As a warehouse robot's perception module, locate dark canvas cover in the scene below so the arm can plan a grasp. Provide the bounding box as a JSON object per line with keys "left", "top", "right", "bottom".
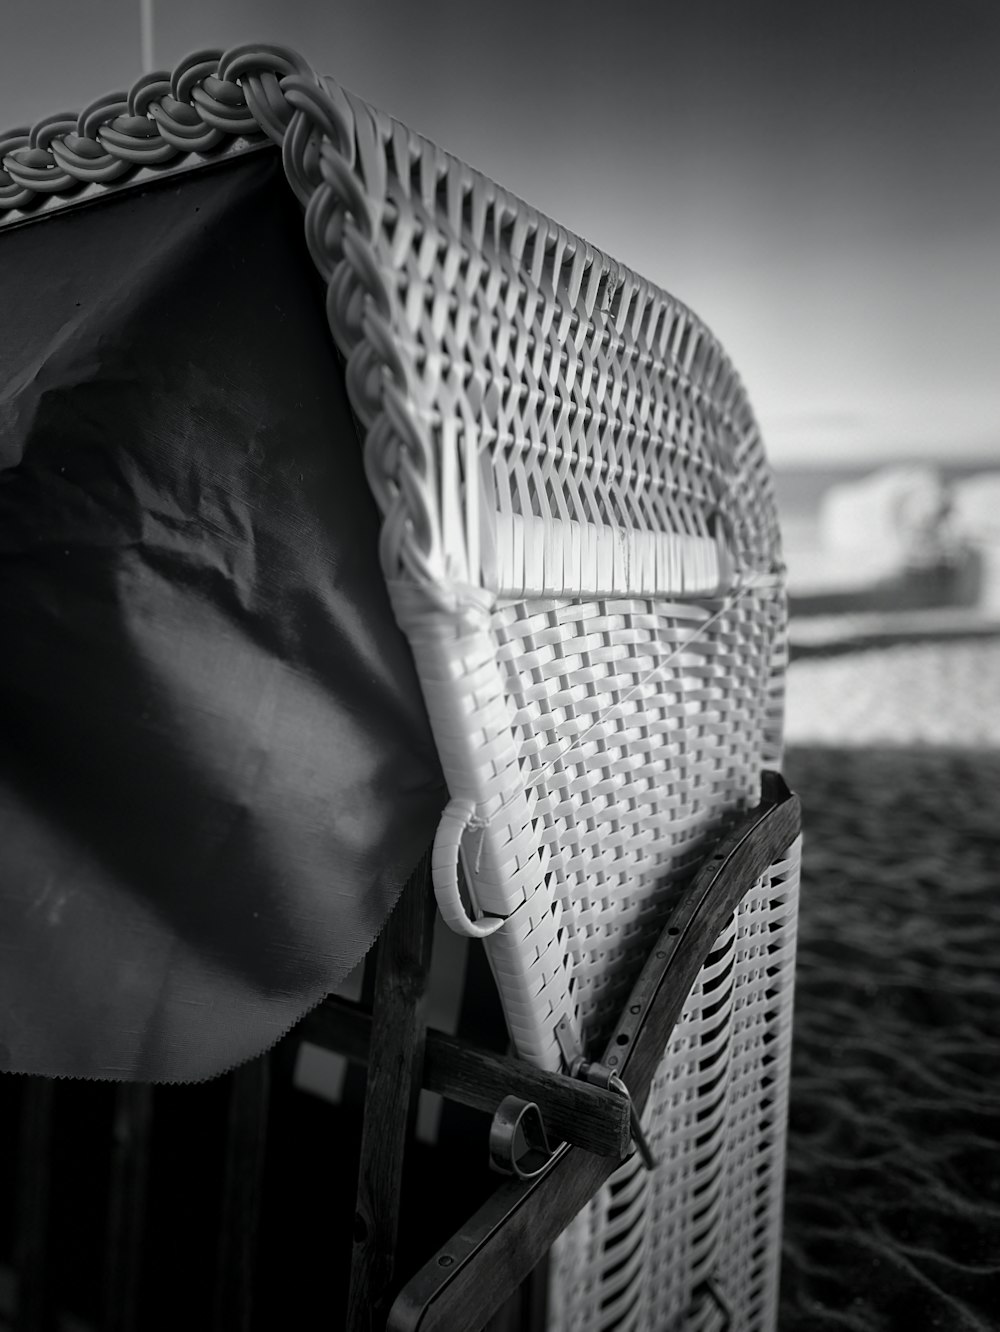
{"left": 0, "top": 150, "right": 445, "bottom": 1081}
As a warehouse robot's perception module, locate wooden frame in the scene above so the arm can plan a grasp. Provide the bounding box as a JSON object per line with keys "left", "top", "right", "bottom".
{"left": 296, "top": 773, "right": 800, "bottom": 1331}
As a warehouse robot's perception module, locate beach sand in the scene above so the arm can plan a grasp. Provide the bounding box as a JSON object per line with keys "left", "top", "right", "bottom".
{"left": 779, "top": 744, "right": 1000, "bottom": 1330}
{"left": 786, "top": 639, "right": 1000, "bottom": 749}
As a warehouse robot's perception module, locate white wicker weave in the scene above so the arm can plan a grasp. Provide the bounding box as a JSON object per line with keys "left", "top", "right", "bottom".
{"left": 550, "top": 841, "right": 800, "bottom": 1332}
{"left": 1, "top": 45, "right": 799, "bottom": 1330}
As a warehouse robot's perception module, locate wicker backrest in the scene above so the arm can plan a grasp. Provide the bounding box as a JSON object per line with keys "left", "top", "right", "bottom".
{"left": 309, "top": 64, "right": 790, "bottom": 1068}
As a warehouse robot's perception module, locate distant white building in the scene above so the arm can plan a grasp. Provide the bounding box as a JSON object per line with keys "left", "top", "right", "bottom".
{"left": 950, "top": 473, "right": 1000, "bottom": 611}
{"left": 818, "top": 464, "right": 949, "bottom": 578}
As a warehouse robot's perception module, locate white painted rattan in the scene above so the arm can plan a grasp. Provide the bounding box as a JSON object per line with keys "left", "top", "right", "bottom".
{"left": 3, "top": 45, "right": 798, "bottom": 1330}
{"left": 550, "top": 841, "right": 800, "bottom": 1332}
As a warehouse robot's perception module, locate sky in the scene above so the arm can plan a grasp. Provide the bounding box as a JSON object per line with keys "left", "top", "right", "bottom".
{"left": 2, "top": 0, "right": 998, "bottom": 467}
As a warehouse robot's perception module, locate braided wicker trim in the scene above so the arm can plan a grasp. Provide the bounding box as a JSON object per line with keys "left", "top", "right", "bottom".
{"left": 0, "top": 47, "right": 291, "bottom": 223}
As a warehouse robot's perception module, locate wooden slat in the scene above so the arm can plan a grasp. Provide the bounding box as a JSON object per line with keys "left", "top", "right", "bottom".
{"left": 387, "top": 775, "right": 801, "bottom": 1332}
{"left": 426, "top": 1030, "right": 629, "bottom": 1160}
{"left": 213, "top": 1057, "right": 271, "bottom": 1332}
{"left": 391, "top": 1147, "right": 606, "bottom": 1332}
{"left": 103, "top": 1083, "right": 153, "bottom": 1332}
{"left": 346, "top": 852, "right": 436, "bottom": 1331}
{"left": 297, "top": 1002, "right": 631, "bottom": 1159}
{"left": 14, "top": 1079, "right": 54, "bottom": 1332}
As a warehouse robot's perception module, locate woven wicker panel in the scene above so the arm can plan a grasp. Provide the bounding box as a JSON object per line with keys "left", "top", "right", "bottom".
{"left": 347, "top": 100, "right": 783, "bottom": 603}
{"left": 492, "top": 588, "right": 785, "bottom": 1055}
{"left": 548, "top": 840, "right": 800, "bottom": 1332}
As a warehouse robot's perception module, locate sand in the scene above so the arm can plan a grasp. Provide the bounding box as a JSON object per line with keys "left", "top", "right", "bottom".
{"left": 779, "top": 745, "right": 1000, "bottom": 1330}
{"left": 785, "top": 638, "right": 1000, "bottom": 748}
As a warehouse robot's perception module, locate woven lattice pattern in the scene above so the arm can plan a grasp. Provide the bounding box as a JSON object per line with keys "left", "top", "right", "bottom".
{"left": 369, "top": 134, "right": 781, "bottom": 602}
{"left": 549, "top": 841, "right": 800, "bottom": 1332}
{"left": 492, "top": 590, "right": 785, "bottom": 1053}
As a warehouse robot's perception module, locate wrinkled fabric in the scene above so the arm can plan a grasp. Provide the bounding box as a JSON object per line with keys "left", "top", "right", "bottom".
{"left": 0, "top": 150, "right": 446, "bottom": 1081}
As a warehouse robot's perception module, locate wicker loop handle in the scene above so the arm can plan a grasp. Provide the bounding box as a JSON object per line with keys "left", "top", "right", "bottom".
{"left": 431, "top": 798, "right": 506, "bottom": 938}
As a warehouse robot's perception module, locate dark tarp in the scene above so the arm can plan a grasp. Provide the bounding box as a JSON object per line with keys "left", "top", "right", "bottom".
{"left": 0, "top": 150, "right": 446, "bottom": 1082}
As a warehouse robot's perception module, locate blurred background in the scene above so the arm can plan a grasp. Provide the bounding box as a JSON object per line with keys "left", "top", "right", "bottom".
{"left": 2, "top": 5, "right": 999, "bottom": 1330}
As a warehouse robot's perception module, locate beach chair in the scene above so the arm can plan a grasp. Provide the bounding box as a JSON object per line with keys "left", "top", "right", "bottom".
{"left": 0, "top": 44, "right": 802, "bottom": 1331}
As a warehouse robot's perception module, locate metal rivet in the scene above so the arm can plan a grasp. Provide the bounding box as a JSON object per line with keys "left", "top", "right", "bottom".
{"left": 438, "top": 1254, "right": 454, "bottom": 1267}
{"left": 630, "top": 1005, "right": 640, "bottom": 1014}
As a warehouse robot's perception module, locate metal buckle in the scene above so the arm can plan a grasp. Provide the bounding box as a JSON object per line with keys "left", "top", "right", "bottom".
{"left": 575, "top": 1060, "right": 658, "bottom": 1171}
{"left": 488, "top": 1096, "right": 554, "bottom": 1179}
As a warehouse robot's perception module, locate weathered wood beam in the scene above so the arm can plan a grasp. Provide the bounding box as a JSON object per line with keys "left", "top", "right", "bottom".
{"left": 104, "top": 1083, "right": 153, "bottom": 1332}
{"left": 346, "top": 852, "right": 436, "bottom": 1331}
{"left": 297, "top": 1001, "right": 631, "bottom": 1161}
{"left": 213, "top": 1057, "right": 271, "bottom": 1332}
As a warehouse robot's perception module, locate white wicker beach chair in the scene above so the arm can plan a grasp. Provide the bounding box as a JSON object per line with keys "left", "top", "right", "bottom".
{"left": 1, "top": 44, "right": 801, "bottom": 1331}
